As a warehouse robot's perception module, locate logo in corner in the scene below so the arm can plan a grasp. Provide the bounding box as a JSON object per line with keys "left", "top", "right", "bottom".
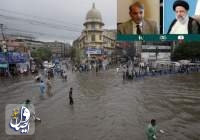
{"left": 5, "top": 104, "right": 35, "bottom": 135}
{"left": 10, "top": 106, "right": 30, "bottom": 134}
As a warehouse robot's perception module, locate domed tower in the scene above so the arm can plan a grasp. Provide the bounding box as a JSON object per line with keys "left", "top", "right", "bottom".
{"left": 83, "top": 3, "right": 104, "bottom": 58}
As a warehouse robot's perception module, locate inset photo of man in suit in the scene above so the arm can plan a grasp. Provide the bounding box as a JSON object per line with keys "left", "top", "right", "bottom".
{"left": 117, "top": 0, "right": 160, "bottom": 35}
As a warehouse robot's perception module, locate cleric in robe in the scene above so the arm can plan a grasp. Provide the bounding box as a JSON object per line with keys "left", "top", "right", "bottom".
{"left": 167, "top": 0, "right": 200, "bottom": 34}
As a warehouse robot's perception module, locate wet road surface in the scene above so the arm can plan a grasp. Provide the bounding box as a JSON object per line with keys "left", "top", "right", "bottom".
{"left": 0, "top": 70, "right": 200, "bottom": 140}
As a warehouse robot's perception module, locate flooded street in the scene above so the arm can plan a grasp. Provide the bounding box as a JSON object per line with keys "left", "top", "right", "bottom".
{"left": 0, "top": 70, "right": 200, "bottom": 140}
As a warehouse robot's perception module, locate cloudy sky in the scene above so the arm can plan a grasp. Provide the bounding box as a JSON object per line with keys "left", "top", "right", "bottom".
{"left": 0, "top": 0, "right": 117, "bottom": 43}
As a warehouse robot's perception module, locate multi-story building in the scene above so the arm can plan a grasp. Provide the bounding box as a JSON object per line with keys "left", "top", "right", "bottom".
{"left": 46, "top": 41, "right": 70, "bottom": 58}
{"left": 141, "top": 44, "right": 171, "bottom": 64}
{"left": 0, "top": 36, "right": 30, "bottom": 53}
{"left": 73, "top": 3, "right": 116, "bottom": 63}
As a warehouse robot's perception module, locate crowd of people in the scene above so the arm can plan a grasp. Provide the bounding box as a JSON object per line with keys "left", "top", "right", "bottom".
{"left": 120, "top": 62, "right": 200, "bottom": 80}
{"left": 34, "top": 60, "right": 73, "bottom": 105}
{"left": 25, "top": 58, "right": 200, "bottom": 139}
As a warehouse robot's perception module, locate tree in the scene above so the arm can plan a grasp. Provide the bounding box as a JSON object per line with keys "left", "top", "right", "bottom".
{"left": 31, "top": 47, "right": 52, "bottom": 61}
{"left": 68, "top": 46, "right": 81, "bottom": 64}
{"left": 172, "top": 41, "right": 200, "bottom": 61}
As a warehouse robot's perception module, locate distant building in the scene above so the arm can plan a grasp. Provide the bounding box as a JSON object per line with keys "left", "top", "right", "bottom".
{"left": 103, "top": 29, "right": 116, "bottom": 56}
{"left": 1, "top": 35, "right": 72, "bottom": 57}
{"left": 0, "top": 36, "right": 32, "bottom": 75}
{"left": 115, "top": 41, "right": 172, "bottom": 65}
{"left": 0, "top": 34, "right": 71, "bottom": 75}
{"left": 46, "top": 41, "right": 70, "bottom": 58}
{"left": 0, "top": 36, "right": 29, "bottom": 53}
{"left": 141, "top": 44, "right": 171, "bottom": 64}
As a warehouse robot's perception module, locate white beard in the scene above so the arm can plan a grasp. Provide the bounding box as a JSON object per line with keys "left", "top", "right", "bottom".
{"left": 176, "top": 15, "right": 189, "bottom": 24}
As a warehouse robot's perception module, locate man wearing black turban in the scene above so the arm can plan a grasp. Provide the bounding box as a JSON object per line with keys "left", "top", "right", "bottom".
{"left": 167, "top": 0, "right": 200, "bottom": 34}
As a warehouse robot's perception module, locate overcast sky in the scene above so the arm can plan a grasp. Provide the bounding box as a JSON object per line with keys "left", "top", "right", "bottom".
{"left": 0, "top": 0, "right": 116, "bottom": 43}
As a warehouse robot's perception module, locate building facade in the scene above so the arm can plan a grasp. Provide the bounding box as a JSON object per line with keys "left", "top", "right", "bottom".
{"left": 141, "top": 45, "right": 171, "bottom": 65}
{"left": 46, "top": 41, "right": 70, "bottom": 58}
{"left": 73, "top": 3, "right": 116, "bottom": 64}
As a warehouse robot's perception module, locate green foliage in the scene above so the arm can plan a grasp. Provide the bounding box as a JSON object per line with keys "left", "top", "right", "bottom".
{"left": 70, "top": 47, "right": 77, "bottom": 59}
{"left": 172, "top": 42, "right": 200, "bottom": 61}
{"left": 31, "top": 47, "right": 52, "bottom": 61}
{"left": 68, "top": 47, "right": 80, "bottom": 63}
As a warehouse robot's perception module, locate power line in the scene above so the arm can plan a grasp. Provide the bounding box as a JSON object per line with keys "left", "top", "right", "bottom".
{"left": 0, "top": 14, "right": 82, "bottom": 33}
{"left": 0, "top": 8, "right": 91, "bottom": 41}
{"left": 2, "top": 27, "right": 79, "bottom": 39}
{"left": 0, "top": 8, "right": 83, "bottom": 28}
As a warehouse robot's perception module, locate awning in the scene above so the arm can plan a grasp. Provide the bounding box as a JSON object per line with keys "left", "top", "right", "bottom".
{"left": 0, "top": 63, "right": 8, "bottom": 68}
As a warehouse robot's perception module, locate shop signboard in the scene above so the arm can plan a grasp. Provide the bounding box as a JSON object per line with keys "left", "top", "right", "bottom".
{"left": 85, "top": 48, "right": 102, "bottom": 55}
{"left": 8, "top": 52, "right": 27, "bottom": 63}
{"left": 0, "top": 63, "right": 8, "bottom": 68}
{"left": 0, "top": 52, "right": 7, "bottom": 63}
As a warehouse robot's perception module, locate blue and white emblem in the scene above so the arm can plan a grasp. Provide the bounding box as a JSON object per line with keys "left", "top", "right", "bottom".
{"left": 9, "top": 106, "right": 30, "bottom": 134}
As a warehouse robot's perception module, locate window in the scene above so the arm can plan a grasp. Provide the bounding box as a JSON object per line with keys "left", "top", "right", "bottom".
{"left": 91, "top": 24, "right": 95, "bottom": 29}
{"left": 92, "top": 35, "right": 95, "bottom": 41}
{"left": 99, "top": 35, "right": 102, "bottom": 40}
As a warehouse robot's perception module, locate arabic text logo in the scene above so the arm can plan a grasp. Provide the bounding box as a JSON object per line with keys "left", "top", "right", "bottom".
{"left": 10, "top": 106, "right": 31, "bottom": 134}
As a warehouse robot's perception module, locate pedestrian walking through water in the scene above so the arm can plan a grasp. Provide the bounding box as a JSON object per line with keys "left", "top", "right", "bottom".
{"left": 46, "top": 76, "right": 52, "bottom": 96}
{"left": 146, "top": 119, "right": 157, "bottom": 140}
{"left": 39, "top": 80, "right": 45, "bottom": 97}
{"left": 69, "top": 87, "right": 74, "bottom": 105}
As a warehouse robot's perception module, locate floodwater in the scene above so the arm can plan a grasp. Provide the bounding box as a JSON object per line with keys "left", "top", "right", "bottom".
{"left": 0, "top": 70, "right": 200, "bottom": 140}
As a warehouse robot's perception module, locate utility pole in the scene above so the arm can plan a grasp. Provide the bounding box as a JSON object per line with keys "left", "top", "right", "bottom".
{"left": 0, "top": 24, "right": 10, "bottom": 77}
{"left": 0, "top": 24, "right": 5, "bottom": 52}
{"left": 0, "top": 24, "right": 7, "bottom": 53}
{"left": 0, "top": 24, "right": 5, "bottom": 40}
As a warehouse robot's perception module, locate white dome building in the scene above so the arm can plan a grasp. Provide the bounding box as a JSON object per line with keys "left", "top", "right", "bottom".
{"left": 85, "top": 3, "right": 103, "bottom": 24}
{"left": 73, "top": 3, "right": 116, "bottom": 64}
{"left": 83, "top": 3, "right": 104, "bottom": 58}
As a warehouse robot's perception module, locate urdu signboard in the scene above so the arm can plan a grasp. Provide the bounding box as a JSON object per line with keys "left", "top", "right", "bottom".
{"left": 8, "top": 52, "right": 27, "bottom": 63}
{"left": 0, "top": 52, "right": 7, "bottom": 63}
{"left": 85, "top": 48, "right": 102, "bottom": 55}
{"left": 0, "top": 52, "right": 27, "bottom": 64}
